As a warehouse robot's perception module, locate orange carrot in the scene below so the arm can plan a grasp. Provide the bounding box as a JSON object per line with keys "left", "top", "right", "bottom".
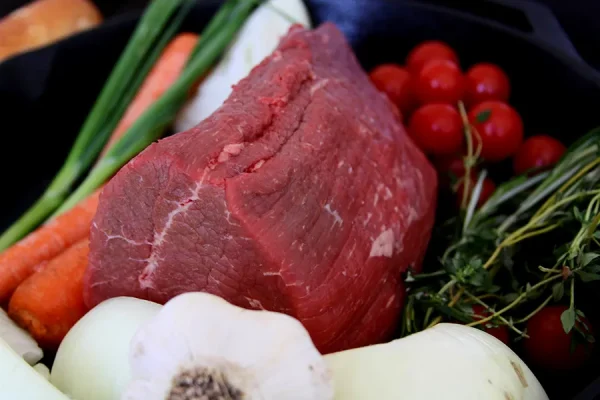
{"left": 100, "top": 32, "right": 200, "bottom": 157}
{"left": 8, "top": 238, "right": 89, "bottom": 349}
{"left": 0, "top": 191, "right": 99, "bottom": 302}
{"left": 0, "top": 34, "right": 201, "bottom": 302}
{"left": 1, "top": 34, "right": 200, "bottom": 320}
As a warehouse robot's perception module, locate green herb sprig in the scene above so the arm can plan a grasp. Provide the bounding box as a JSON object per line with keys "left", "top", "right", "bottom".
{"left": 402, "top": 103, "right": 600, "bottom": 348}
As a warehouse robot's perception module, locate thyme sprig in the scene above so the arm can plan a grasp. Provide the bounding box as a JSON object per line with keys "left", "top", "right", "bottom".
{"left": 402, "top": 109, "right": 600, "bottom": 346}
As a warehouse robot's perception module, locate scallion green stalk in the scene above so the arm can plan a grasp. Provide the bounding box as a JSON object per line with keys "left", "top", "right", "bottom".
{"left": 0, "top": 0, "right": 187, "bottom": 251}
{"left": 85, "top": 0, "right": 198, "bottom": 165}
{"left": 54, "top": 0, "right": 260, "bottom": 215}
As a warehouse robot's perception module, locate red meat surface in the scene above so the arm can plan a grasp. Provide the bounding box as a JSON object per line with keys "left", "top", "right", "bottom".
{"left": 85, "top": 23, "right": 437, "bottom": 353}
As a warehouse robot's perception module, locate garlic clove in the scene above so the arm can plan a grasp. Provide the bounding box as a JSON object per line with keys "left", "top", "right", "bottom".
{"left": 122, "top": 292, "right": 334, "bottom": 400}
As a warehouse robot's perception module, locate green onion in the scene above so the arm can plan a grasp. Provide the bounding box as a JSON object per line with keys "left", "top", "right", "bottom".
{"left": 54, "top": 0, "right": 260, "bottom": 215}
{"left": 187, "top": 0, "right": 239, "bottom": 62}
{"left": 83, "top": 0, "right": 198, "bottom": 165}
{"left": 0, "top": 0, "right": 188, "bottom": 251}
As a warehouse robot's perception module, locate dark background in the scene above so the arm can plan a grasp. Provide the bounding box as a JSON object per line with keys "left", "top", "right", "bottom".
{"left": 1, "top": 1, "right": 600, "bottom": 398}
{"left": 2, "top": 0, "right": 600, "bottom": 71}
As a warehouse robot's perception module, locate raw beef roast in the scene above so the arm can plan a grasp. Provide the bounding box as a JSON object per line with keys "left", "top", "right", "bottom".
{"left": 86, "top": 23, "right": 437, "bottom": 353}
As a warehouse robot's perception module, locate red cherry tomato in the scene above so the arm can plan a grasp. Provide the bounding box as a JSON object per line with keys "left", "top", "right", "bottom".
{"left": 369, "top": 64, "right": 415, "bottom": 116}
{"left": 471, "top": 305, "right": 510, "bottom": 345}
{"left": 434, "top": 155, "right": 479, "bottom": 188}
{"left": 456, "top": 176, "right": 496, "bottom": 209}
{"left": 408, "top": 104, "right": 464, "bottom": 156}
{"left": 414, "top": 60, "right": 465, "bottom": 106}
{"left": 406, "top": 40, "right": 459, "bottom": 74}
{"left": 464, "top": 63, "right": 511, "bottom": 107}
{"left": 435, "top": 155, "right": 469, "bottom": 178}
{"left": 468, "top": 100, "right": 524, "bottom": 162}
{"left": 513, "top": 135, "right": 566, "bottom": 176}
{"left": 524, "top": 305, "right": 594, "bottom": 371}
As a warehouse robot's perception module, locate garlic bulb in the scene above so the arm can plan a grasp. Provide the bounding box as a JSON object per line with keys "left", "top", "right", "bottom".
{"left": 325, "top": 323, "right": 548, "bottom": 400}
{"left": 122, "top": 292, "right": 334, "bottom": 400}
{"left": 174, "top": 0, "right": 312, "bottom": 132}
{"left": 51, "top": 297, "right": 161, "bottom": 400}
{"left": 0, "top": 306, "right": 42, "bottom": 365}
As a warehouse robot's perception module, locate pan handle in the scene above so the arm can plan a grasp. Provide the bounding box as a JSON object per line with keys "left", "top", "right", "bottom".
{"left": 571, "top": 374, "right": 600, "bottom": 400}
{"left": 488, "top": 0, "right": 583, "bottom": 63}
{"left": 420, "top": 0, "right": 588, "bottom": 65}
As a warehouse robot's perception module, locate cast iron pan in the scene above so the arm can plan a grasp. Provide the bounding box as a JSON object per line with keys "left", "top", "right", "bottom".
{"left": 1, "top": 0, "right": 600, "bottom": 398}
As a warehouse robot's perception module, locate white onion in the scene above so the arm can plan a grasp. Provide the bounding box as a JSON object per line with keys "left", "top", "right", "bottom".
{"left": 50, "top": 297, "right": 161, "bottom": 400}
{"left": 325, "top": 323, "right": 548, "bottom": 400}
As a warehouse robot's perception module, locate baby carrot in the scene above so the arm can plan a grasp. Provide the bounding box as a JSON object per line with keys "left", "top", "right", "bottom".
{"left": 8, "top": 239, "right": 90, "bottom": 349}
{"left": 0, "top": 191, "right": 99, "bottom": 302}
{"left": 100, "top": 32, "right": 200, "bottom": 157}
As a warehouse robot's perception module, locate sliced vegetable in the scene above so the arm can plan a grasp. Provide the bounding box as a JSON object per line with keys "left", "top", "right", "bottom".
{"left": 326, "top": 323, "right": 548, "bottom": 400}
{"left": 0, "top": 307, "right": 42, "bottom": 365}
{"left": 513, "top": 135, "right": 567, "bottom": 176}
{"left": 122, "top": 292, "right": 333, "bottom": 400}
{"left": 414, "top": 59, "right": 465, "bottom": 105}
{"left": 8, "top": 239, "right": 90, "bottom": 349}
{"left": 50, "top": 297, "right": 161, "bottom": 400}
{"left": 0, "top": 336, "right": 69, "bottom": 400}
{"left": 464, "top": 63, "right": 511, "bottom": 107}
{"left": 408, "top": 103, "right": 464, "bottom": 155}
{"left": 0, "top": 190, "right": 99, "bottom": 302}
{"left": 406, "top": 40, "right": 459, "bottom": 74}
{"left": 468, "top": 100, "right": 524, "bottom": 162}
